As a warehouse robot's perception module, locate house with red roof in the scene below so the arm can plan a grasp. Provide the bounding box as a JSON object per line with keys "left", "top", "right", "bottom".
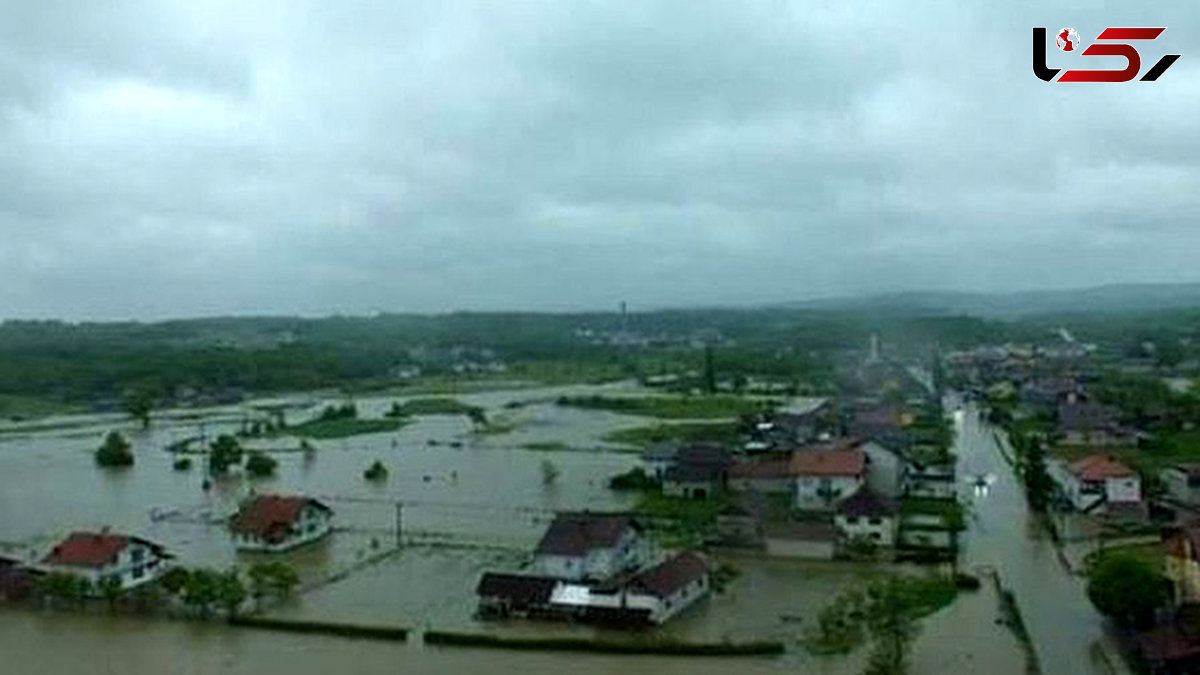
{"left": 791, "top": 447, "right": 867, "bottom": 511}
{"left": 40, "top": 531, "right": 171, "bottom": 592}
{"left": 1051, "top": 453, "right": 1141, "bottom": 513}
{"left": 533, "top": 512, "right": 648, "bottom": 581}
{"left": 230, "top": 494, "right": 332, "bottom": 552}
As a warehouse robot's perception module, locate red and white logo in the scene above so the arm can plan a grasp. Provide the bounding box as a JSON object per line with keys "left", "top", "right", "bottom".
{"left": 1034, "top": 27, "right": 1180, "bottom": 82}
{"left": 1056, "top": 27, "right": 1081, "bottom": 52}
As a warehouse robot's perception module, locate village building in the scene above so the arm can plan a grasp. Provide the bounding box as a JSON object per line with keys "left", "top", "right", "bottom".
{"left": 1, "top": 555, "right": 40, "bottom": 601}
{"left": 1057, "top": 399, "right": 1135, "bottom": 446}
{"left": 1165, "top": 526, "right": 1200, "bottom": 606}
{"left": 728, "top": 457, "right": 793, "bottom": 494}
{"left": 1050, "top": 453, "right": 1142, "bottom": 514}
{"left": 661, "top": 444, "right": 731, "bottom": 499}
{"left": 533, "top": 512, "right": 649, "bottom": 581}
{"left": 905, "top": 462, "right": 958, "bottom": 500}
{"left": 834, "top": 487, "right": 899, "bottom": 552}
{"left": 859, "top": 439, "right": 907, "bottom": 498}
{"left": 791, "top": 447, "right": 866, "bottom": 511}
{"left": 229, "top": 494, "right": 333, "bottom": 552}
{"left": 40, "top": 531, "right": 171, "bottom": 592}
{"left": 475, "top": 573, "right": 560, "bottom": 619}
{"left": 1162, "top": 464, "right": 1200, "bottom": 506}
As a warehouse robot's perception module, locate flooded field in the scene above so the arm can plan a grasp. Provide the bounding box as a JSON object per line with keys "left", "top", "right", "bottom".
{"left": 0, "top": 383, "right": 1025, "bottom": 673}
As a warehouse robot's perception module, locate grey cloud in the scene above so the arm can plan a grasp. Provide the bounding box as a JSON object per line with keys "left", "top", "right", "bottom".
{"left": 0, "top": 1, "right": 1198, "bottom": 319}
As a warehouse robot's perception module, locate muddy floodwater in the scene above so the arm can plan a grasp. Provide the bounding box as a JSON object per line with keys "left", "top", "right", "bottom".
{"left": 0, "top": 384, "right": 1025, "bottom": 673}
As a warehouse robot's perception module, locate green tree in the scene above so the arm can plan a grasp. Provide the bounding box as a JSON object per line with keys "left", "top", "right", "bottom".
{"left": 1022, "top": 436, "right": 1055, "bottom": 512}
{"left": 863, "top": 578, "right": 920, "bottom": 675}
{"left": 207, "top": 434, "right": 244, "bottom": 475}
{"left": 363, "top": 460, "right": 388, "bottom": 481}
{"left": 98, "top": 575, "right": 123, "bottom": 612}
{"left": 1087, "top": 553, "right": 1168, "bottom": 628}
{"left": 216, "top": 569, "right": 248, "bottom": 617}
{"left": 182, "top": 568, "right": 220, "bottom": 618}
{"left": 249, "top": 562, "right": 300, "bottom": 607}
{"left": 122, "top": 389, "right": 154, "bottom": 429}
{"left": 540, "top": 459, "right": 560, "bottom": 486}
{"left": 703, "top": 343, "right": 716, "bottom": 394}
{"left": 38, "top": 572, "right": 90, "bottom": 608}
{"left": 95, "top": 431, "right": 134, "bottom": 467}
{"left": 466, "top": 406, "right": 488, "bottom": 429}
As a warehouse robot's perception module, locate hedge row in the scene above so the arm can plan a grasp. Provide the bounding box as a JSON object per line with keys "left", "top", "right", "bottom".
{"left": 228, "top": 616, "right": 408, "bottom": 641}
{"left": 422, "top": 630, "right": 784, "bottom": 656}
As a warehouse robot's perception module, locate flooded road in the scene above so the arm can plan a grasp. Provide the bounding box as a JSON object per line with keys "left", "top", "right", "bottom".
{"left": 954, "top": 397, "right": 1107, "bottom": 675}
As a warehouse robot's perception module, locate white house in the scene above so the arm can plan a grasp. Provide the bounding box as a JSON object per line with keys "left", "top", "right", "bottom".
{"left": 1051, "top": 454, "right": 1141, "bottom": 513}
{"left": 791, "top": 448, "right": 866, "bottom": 511}
{"left": 230, "top": 494, "right": 333, "bottom": 552}
{"left": 40, "top": 531, "right": 171, "bottom": 592}
{"left": 533, "top": 512, "right": 649, "bottom": 581}
{"left": 834, "top": 487, "right": 899, "bottom": 552}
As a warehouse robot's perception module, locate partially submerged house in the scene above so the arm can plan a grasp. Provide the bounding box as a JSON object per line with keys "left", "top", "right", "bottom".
{"left": 229, "top": 494, "right": 333, "bottom": 552}
{"left": 533, "top": 512, "right": 649, "bottom": 581}
{"left": 834, "top": 487, "right": 899, "bottom": 553}
{"left": 1050, "top": 453, "right": 1142, "bottom": 514}
{"left": 40, "top": 531, "right": 171, "bottom": 592}
{"left": 549, "top": 551, "right": 710, "bottom": 625}
{"left": 476, "top": 573, "right": 560, "bottom": 619}
{"left": 0, "top": 555, "right": 40, "bottom": 601}
{"left": 662, "top": 444, "right": 732, "bottom": 499}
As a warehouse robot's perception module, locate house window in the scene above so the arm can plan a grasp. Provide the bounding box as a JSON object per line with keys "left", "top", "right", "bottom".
{"left": 845, "top": 517, "right": 859, "bottom": 525}
{"left": 868, "top": 517, "right": 882, "bottom": 526}
{"left": 870, "top": 533, "right": 881, "bottom": 541}
{"left": 131, "top": 566, "right": 144, "bottom": 579}
{"left": 131, "top": 547, "right": 144, "bottom": 563}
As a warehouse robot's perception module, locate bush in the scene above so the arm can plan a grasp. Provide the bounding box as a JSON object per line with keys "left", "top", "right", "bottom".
{"left": 1087, "top": 553, "right": 1168, "bottom": 628}
{"left": 364, "top": 460, "right": 388, "bottom": 481}
{"left": 208, "top": 434, "right": 244, "bottom": 474}
{"left": 95, "top": 431, "right": 134, "bottom": 467}
{"left": 608, "top": 467, "right": 661, "bottom": 491}
{"left": 245, "top": 452, "right": 278, "bottom": 478}
{"left": 173, "top": 457, "right": 193, "bottom": 471}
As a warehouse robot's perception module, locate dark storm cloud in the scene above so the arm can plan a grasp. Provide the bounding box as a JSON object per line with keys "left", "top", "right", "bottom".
{"left": 0, "top": 1, "right": 1198, "bottom": 319}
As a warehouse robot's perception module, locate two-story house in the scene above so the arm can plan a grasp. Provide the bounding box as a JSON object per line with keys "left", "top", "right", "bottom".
{"left": 533, "top": 512, "right": 649, "bottom": 581}
{"left": 1051, "top": 453, "right": 1141, "bottom": 514}
{"left": 40, "top": 531, "right": 171, "bottom": 592}
{"left": 791, "top": 448, "right": 866, "bottom": 511}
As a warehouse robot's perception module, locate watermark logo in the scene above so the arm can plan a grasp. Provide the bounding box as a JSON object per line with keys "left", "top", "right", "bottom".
{"left": 1056, "top": 28, "right": 1081, "bottom": 52}
{"left": 1033, "top": 27, "right": 1180, "bottom": 82}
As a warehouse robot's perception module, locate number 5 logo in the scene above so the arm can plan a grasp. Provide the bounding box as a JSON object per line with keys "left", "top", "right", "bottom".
{"left": 1033, "top": 27, "right": 1180, "bottom": 82}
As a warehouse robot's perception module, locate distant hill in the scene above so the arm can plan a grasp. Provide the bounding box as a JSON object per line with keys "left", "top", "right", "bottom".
{"left": 787, "top": 283, "right": 1200, "bottom": 317}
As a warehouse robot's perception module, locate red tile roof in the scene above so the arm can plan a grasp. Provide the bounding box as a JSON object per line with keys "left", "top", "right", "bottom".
{"left": 43, "top": 532, "right": 132, "bottom": 567}
{"left": 535, "top": 512, "right": 638, "bottom": 557}
{"left": 230, "top": 495, "right": 331, "bottom": 541}
{"left": 1068, "top": 454, "right": 1135, "bottom": 482}
{"left": 628, "top": 551, "right": 708, "bottom": 598}
{"left": 790, "top": 448, "right": 865, "bottom": 477}
{"left": 729, "top": 458, "right": 793, "bottom": 479}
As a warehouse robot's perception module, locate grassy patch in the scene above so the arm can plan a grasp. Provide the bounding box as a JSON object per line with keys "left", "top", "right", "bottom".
{"left": 280, "top": 417, "right": 407, "bottom": 439}
{"left": 900, "top": 498, "right": 966, "bottom": 531}
{"left": 558, "top": 394, "right": 775, "bottom": 419}
{"left": 1083, "top": 542, "right": 1165, "bottom": 576}
{"left": 634, "top": 493, "right": 731, "bottom": 547}
{"left": 390, "top": 397, "right": 481, "bottom": 416}
{"left": 604, "top": 421, "right": 740, "bottom": 449}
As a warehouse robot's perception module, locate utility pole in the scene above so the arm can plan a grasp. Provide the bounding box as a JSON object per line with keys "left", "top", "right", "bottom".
{"left": 395, "top": 501, "right": 403, "bottom": 548}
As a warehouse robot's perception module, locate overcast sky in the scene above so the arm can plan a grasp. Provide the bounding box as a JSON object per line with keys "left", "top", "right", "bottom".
{"left": 1, "top": 1, "right": 1198, "bottom": 319}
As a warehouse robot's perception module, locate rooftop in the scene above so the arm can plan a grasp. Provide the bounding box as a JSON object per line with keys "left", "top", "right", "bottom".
{"left": 790, "top": 448, "right": 866, "bottom": 477}
{"left": 535, "top": 512, "right": 639, "bottom": 557}
{"left": 628, "top": 551, "right": 708, "bottom": 599}
{"left": 1067, "top": 454, "right": 1135, "bottom": 482}
{"left": 230, "top": 494, "right": 331, "bottom": 540}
